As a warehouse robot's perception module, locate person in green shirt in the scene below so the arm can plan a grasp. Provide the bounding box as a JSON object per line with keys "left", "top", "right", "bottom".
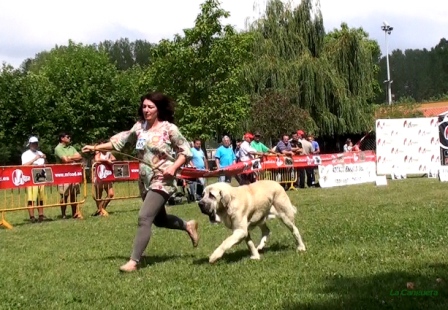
{"left": 250, "top": 132, "right": 276, "bottom": 155}
{"left": 54, "top": 132, "right": 83, "bottom": 219}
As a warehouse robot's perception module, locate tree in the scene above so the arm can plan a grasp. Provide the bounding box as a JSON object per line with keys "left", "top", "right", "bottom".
{"left": 245, "top": 0, "right": 378, "bottom": 136}
{"left": 148, "top": 0, "right": 253, "bottom": 141}
{"left": 249, "top": 90, "right": 317, "bottom": 144}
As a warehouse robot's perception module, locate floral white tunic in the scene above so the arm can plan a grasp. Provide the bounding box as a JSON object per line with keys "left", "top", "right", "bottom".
{"left": 110, "top": 121, "right": 192, "bottom": 198}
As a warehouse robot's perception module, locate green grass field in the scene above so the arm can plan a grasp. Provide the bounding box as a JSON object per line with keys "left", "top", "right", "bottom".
{"left": 0, "top": 178, "right": 447, "bottom": 310}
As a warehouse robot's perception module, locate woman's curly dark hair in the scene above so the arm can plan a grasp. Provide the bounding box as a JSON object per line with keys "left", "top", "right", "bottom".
{"left": 138, "top": 92, "right": 175, "bottom": 123}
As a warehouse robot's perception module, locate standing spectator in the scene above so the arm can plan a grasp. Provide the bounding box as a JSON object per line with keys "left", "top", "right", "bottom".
{"left": 54, "top": 132, "right": 83, "bottom": 219}
{"left": 343, "top": 138, "right": 353, "bottom": 152}
{"left": 239, "top": 133, "right": 263, "bottom": 184}
{"left": 276, "top": 134, "right": 294, "bottom": 156}
{"left": 308, "top": 134, "right": 320, "bottom": 154}
{"left": 251, "top": 132, "right": 276, "bottom": 156}
{"left": 189, "top": 139, "right": 208, "bottom": 201}
{"left": 233, "top": 138, "right": 243, "bottom": 185}
{"left": 92, "top": 140, "right": 116, "bottom": 216}
{"left": 289, "top": 132, "right": 303, "bottom": 155}
{"left": 289, "top": 132, "right": 302, "bottom": 188}
{"left": 234, "top": 138, "right": 242, "bottom": 162}
{"left": 297, "top": 130, "right": 314, "bottom": 188}
{"left": 215, "top": 135, "right": 236, "bottom": 183}
{"left": 21, "top": 136, "right": 47, "bottom": 223}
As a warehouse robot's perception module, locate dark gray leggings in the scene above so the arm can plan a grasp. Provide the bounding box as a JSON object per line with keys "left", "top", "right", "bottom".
{"left": 131, "top": 190, "right": 187, "bottom": 262}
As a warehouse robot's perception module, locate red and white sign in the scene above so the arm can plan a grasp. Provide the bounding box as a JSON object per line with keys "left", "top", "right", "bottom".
{"left": 376, "top": 117, "right": 439, "bottom": 175}
{"left": 318, "top": 162, "right": 377, "bottom": 188}
{"left": 0, "top": 164, "right": 83, "bottom": 190}
{"left": 93, "top": 161, "right": 140, "bottom": 182}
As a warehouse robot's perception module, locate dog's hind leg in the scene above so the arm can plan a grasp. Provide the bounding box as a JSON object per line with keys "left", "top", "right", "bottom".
{"left": 277, "top": 213, "right": 306, "bottom": 252}
{"left": 245, "top": 232, "right": 261, "bottom": 260}
{"left": 256, "top": 222, "right": 271, "bottom": 251}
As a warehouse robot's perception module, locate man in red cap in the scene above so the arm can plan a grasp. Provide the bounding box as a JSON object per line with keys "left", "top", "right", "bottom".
{"left": 238, "top": 133, "right": 263, "bottom": 184}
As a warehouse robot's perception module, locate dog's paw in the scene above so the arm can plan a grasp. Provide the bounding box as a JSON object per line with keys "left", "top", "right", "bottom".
{"left": 209, "top": 256, "right": 217, "bottom": 264}
{"left": 296, "top": 245, "right": 306, "bottom": 252}
{"left": 250, "top": 254, "right": 261, "bottom": 260}
{"left": 209, "top": 253, "right": 221, "bottom": 264}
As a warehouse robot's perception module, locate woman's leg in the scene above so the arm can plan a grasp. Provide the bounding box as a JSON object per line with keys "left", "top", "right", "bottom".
{"left": 103, "top": 184, "right": 114, "bottom": 210}
{"left": 120, "top": 190, "right": 199, "bottom": 272}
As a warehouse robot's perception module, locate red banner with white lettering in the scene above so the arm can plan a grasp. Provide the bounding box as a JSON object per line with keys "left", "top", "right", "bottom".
{"left": 93, "top": 161, "right": 140, "bottom": 182}
{"left": 0, "top": 164, "right": 83, "bottom": 190}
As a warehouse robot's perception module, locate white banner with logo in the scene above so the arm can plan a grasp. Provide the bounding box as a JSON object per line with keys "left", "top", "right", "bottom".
{"left": 376, "top": 117, "right": 440, "bottom": 175}
{"left": 318, "top": 162, "right": 377, "bottom": 188}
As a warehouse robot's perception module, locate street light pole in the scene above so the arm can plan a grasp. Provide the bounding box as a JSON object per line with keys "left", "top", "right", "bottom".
{"left": 381, "top": 21, "right": 393, "bottom": 105}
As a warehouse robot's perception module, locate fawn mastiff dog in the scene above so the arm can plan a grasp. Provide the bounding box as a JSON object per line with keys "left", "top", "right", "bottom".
{"left": 198, "top": 180, "right": 306, "bottom": 264}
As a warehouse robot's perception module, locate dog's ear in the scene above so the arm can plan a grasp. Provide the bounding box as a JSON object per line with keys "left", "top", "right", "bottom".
{"left": 219, "top": 189, "right": 232, "bottom": 207}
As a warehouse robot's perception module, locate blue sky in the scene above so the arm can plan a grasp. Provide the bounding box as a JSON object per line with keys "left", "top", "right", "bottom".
{"left": 1, "top": 0, "right": 447, "bottom": 68}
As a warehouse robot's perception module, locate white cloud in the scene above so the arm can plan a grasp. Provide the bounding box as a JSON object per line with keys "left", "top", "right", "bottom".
{"left": 1, "top": 0, "right": 447, "bottom": 67}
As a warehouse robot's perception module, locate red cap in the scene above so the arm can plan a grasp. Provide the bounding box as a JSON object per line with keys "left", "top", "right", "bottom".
{"left": 297, "top": 130, "right": 305, "bottom": 136}
{"left": 244, "top": 133, "right": 254, "bottom": 140}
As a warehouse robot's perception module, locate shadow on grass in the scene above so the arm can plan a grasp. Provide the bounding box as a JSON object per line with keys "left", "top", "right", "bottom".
{"left": 283, "top": 263, "right": 448, "bottom": 310}
{"left": 103, "top": 209, "right": 139, "bottom": 215}
{"left": 192, "top": 242, "right": 292, "bottom": 265}
{"left": 107, "top": 254, "right": 194, "bottom": 269}
{"left": 7, "top": 217, "right": 57, "bottom": 228}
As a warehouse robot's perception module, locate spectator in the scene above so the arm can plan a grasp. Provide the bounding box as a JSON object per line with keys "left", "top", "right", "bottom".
{"left": 343, "top": 139, "right": 353, "bottom": 152}
{"left": 297, "top": 130, "right": 314, "bottom": 188}
{"left": 93, "top": 140, "right": 116, "bottom": 216}
{"left": 308, "top": 134, "right": 320, "bottom": 154}
{"left": 276, "top": 134, "right": 294, "bottom": 156}
{"left": 251, "top": 132, "right": 276, "bottom": 156}
{"left": 21, "top": 136, "right": 47, "bottom": 223}
{"left": 189, "top": 139, "right": 208, "bottom": 201}
{"left": 234, "top": 138, "right": 242, "bottom": 162}
{"left": 239, "top": 133, "right": 263, "bottom": 184}
{"left": 233, "top": 138, "right": 243, "bottom": 185}
{"left": 215, "top": 135, "right": 236, "bottom": 183}
{"left": 289, "top": 132, "right": 303, "bottom": 155}
{"left": 54, "top": 132, "right": 83, "bottom": 219}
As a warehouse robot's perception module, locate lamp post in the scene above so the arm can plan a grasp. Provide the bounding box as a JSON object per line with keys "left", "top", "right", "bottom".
{"left": 381, "top": 21, "right": 393, "bottom": 105}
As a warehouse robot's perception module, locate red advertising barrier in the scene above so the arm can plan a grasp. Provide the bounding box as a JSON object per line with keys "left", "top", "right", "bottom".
{"left": 177, "top": 151, "right": 377, "bottom": 179}
{"left": 89, "top": 152, "right": 377, "bottom": 181}
{"left": 0, "top": 164, "right": 84, "bottom": 190}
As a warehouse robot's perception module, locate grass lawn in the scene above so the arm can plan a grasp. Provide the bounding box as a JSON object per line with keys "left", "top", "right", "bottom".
{"left": 0, "top": 178, "right": 447, "bottom": 310}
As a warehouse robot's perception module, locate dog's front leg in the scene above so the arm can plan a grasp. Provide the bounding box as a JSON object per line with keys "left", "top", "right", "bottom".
{"left": 245, "top": 233, "right": 260, "bottom": 260}
{"left": 209, "top": 229, "right": 247, "bottom": 264}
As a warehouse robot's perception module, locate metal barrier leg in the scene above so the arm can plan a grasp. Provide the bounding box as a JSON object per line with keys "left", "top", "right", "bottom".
{"left": 0, "top": 211, "right": 13, "bottom": 229}
{"left": 288, "top": 170, "right": 298, "bottom": 191}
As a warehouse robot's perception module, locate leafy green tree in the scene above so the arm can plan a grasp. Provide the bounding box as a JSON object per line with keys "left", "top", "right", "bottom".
{"left": 245, "top": 0, "right": 378, "bottom": 136}
{"left": 148, "top": 0, "right": 253, "bottom": 141}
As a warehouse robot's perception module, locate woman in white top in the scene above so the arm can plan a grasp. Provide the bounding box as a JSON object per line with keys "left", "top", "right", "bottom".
{"left": 93, "top": 140, "right": 116, "bottom": 216}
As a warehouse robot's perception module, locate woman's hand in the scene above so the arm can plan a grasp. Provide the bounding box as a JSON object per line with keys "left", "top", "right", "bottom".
{"left": 162, "top": 165, "right": 177, "bottom": 178}
{"left": 81, "top": 145, "right": 95, "bottom": 153}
